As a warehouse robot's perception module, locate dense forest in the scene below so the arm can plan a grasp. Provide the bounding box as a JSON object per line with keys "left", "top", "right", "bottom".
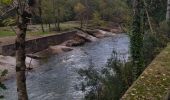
{"left": 0, "top": 0, "right": 170, "bottom": 100}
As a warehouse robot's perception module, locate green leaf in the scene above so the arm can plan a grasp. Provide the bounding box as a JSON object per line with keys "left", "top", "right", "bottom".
{"left": 1, "top": 0, "right": 13, "bottom": 5}
{"left": 2, "top": 18, "right": 16, "bottom": 26}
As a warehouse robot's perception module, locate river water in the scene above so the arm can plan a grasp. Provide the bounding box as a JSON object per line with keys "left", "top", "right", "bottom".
{"left": 1, "top": 34, "right": 129, "bottom": 100}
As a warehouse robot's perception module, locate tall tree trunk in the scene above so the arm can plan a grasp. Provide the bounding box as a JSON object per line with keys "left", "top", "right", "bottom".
{"left": 84, "top": 0, "right": 89, "bottom": 27}
{"left": 16, "top": 15, "right": 28, "bottom": 100}
{"left": 131, "top": 0, "right": 144, "bottom": 81}
{"left": 38, "top": 0, "right": 45, "bottom": 32}
{"left": 57, "top": 18, "right": 60, "bottom": 31}
{"left": 40, "top": 19, "right": 45, "bottom": 32}
{"left": 54, "top": 20, "right": 57, "bottom": 30}
{"left": 48, "top": 23, "right": 51, "bottom": 31}
{"left": 80, "top": 17, "right": 83, "bottom": 28}
{"left": 56, "top": 8, "right": 61, "bottom": 31}
{"left": 167, "top": 0, "right": 170, "bottom": 37}
{"left": 166, "top": 0, "right": 170, "bottom": 23}
{"left": 52, "top": 0, "right": 57, "bottom": 31}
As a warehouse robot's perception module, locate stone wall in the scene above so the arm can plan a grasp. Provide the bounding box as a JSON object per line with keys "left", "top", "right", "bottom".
{"left": 121, "top": 44, "right": 170, "bottom": 100}
{"left": 0, "top": 30, "right": 77, "bottom": 56}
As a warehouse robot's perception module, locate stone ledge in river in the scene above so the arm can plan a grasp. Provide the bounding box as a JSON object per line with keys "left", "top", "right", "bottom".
{"left": 49, "top": 45, "right": 74, "bottom": 54}
{"left": 28, "top": 45, "right": 74, "bottom": 59}
{"left": 76, "top": 31, "right": 98, "bottom": 42}
{"left": 61, "top": 36, "right": 86, "bottom": 47}
{"left": 97, "top": 30, "right": 116, "bottom": 37}
{"left": 98, "top": 27, "right": 123, "bottom": 33}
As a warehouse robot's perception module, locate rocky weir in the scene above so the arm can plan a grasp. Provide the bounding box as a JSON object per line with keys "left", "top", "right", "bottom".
{"left": 0, "top": 29, "right": 115, "bottom": 56}
{"left": 0, "top": 28, "right": 116, "bottom": 80}
{"left": 1, "top": 34, "right": 129, "bottom": 100}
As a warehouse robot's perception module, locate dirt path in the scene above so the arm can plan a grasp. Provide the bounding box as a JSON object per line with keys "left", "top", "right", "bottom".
{"left": 0, "top": 35, "right": 43, "bottom": 45}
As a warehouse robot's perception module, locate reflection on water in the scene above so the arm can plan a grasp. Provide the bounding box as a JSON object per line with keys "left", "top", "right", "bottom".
{"left": 1, "top": 34, "right": 129, "bottom": 100}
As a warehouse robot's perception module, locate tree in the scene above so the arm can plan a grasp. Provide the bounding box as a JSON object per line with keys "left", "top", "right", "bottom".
{"left": 130, "top": 0, "right": 144, "bottom": 80}
{"left": 41, "top": 0, "right": 53, "bottom": 31}
{"left": 166, "top": 0, "right": 170, "bottom": 22}
{"left": 15, "top": 0, "right": 36, "bottom": 99}
{"left": 166, "top": 0, "right": 170, "bottom": 37}
{"left": 0, "top": 70, "right": 8, "bottom": 99}
{"left": 38, "top": 0, "right": 45, "bottom": 32}
{"left": 0, "top": 0, "right": 36, "bottom": 99}
{"left": 74, "top": 2, "right": 86, "bottom": 28}
{"left": 166, "top": 0, "right": 170, "bottom": 35}
{"left": 91, "top": 11, "right": 104, "bottom": 26}
{"left": 53, "top": 0, "right": 66, "bottom": 31}
{"left": 167, "top": 0, "right": 170, "bottom": 24}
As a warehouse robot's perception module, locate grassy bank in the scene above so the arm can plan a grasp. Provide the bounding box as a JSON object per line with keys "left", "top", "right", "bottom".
{"left": 122, "top": 43, "right": 170, "bottom": 100}
{"left": 0, "top": 31, "right": 15, "bottom": 37}
{"left": 0, "top": 21, "right": 79, "bottom": 37}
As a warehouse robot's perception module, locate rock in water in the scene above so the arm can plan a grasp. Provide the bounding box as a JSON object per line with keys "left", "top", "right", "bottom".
{"left": 49, "top": 45, "right": 74, "bottom": 54}
{"left": 76, "top": 31, "right": 98, "bottom": 42}
{"left": 61, "top": 36, "right": 85, "bottom": 47}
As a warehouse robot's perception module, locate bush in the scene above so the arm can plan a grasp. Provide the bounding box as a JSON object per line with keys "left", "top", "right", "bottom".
{"left": 143, "top": 32, "right": 168, "bottom": 66}
{"left": 159, "top": 21, "right": 170, "bottom": 37}
{"left": 78, "top": 52, "right": 133, "bottom": 100}
{"left": 0, "top": 69, "right": 8, "bottom": 99}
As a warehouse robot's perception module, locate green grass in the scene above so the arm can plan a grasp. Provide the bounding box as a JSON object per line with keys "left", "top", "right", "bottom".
{"left": 60, "top": 22, "right": 79, "bottom": 31}
{"left": 0, "top": 31, "right": 15, "bottom": 37}
{"left": 122, "top": 44, "right": 170, "bottom": 100}
{"left": 28, "top": 31, "right": 50, "bottom": 35}
{"left": 0, "top": 21, "right": 80, "bottom": 37}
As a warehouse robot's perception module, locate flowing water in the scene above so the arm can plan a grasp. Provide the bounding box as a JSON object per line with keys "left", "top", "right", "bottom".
{"left": 1, "top": 34, "right": 129, "bottom": 100}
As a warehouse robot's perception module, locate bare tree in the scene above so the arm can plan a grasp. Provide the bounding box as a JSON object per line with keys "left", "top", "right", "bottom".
{"left": 0, "top": 0, "right": 32, "bottom": 99}
{"left": 38, "top": 0, "right": 45, "bottom": 32}
{"left": 15, "top": 0, "right": 35, "bottom": 99}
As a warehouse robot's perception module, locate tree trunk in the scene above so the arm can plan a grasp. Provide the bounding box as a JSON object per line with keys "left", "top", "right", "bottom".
{"left": 57, "top": 17, "right": 60, "bottom": 31}
{"left": 40, "top": 19, "right": 45, "bottom": 32}
{"left": 80, "top": 17, "right": 83, "bottom": 28}
{"left": 167, "top": 0, "right": 170, "bottom": 37}
{"left": 166, "top": 0, "right": 170, "bottom": 23}
{"left": 15, "top": 15, "right": 28, "bottom": 100}
{"left": 85, "top": 0, "right": 89, "bottom": 27}
{"left": 38, "top": 0, "right": 45, "bottom": 32}
{"left": 131, "top": 0, "right": 144, "bottom": 81}
{"left": 56, "top": 8, "right": 61, "bottom": 31}
{"left": 54, "top": 20, "right": 57, "bottom": 30}
{"left": 48, "top": 23, "right": 51, "bottom": 31}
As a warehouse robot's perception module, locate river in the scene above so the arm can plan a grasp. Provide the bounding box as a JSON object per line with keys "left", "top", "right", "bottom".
{"left": 1, "top": 34, "right": 129, "bottom": 100}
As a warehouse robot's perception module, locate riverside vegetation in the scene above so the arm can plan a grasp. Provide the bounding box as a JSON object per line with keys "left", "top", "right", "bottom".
{"left": 0, "top": 0, "right": 170, "bottom": 100}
